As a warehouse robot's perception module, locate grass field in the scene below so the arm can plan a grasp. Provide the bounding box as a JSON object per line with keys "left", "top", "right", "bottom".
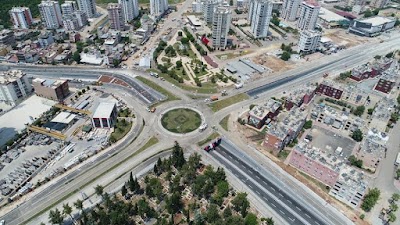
{"left": 161, "top": 108, "right": 202, "bottom": 133}
{"left": 135, "top": 76, "right": 180, "bottom": 106}
{"left": 197, "top": 132, "right": 220, "bottom": 146}
{"left": 209, "top": 93, "right": 249, "bottom": 112}
{"left": 110, "top": 120, "right": 132, "bottom": 143}
{"left": 219, "top": 115, "right": 230, "bottom": 131}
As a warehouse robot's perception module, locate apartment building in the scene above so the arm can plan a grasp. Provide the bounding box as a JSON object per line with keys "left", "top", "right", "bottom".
{"left": 150, "top": 0, "right": 168, "bottom": 19}
{"left": 249, "top": 0, "right": 273, "bottom": 38}
{"left": 77, "top": 0, "right": 97, "bottom": 18}
{"left": 0, "top": 70, "right": 32, "bottom": 106}
{"left": 248, "top": 99, "right": 282, "bottom": 129}
{"left": 32, "top": 78, "right": 70, "bottom": 101}
{"left": 297, "top": 0, "right": 320, "bottom": 31}
{"left": 281, "top": 0, "right": 301, "bottom": 21}
{"left": 212, "top": 6, "right": 232, "bottom": 49}
{"left": 298, "top": 30, "right": 321, "bottom": 53}
{"left": 9, "top": 7, "right": 33, "bottom": 29}
{"left": 61, "top": 1, "right": 78, "bottom": 16}
{"left": 203, "top": 0, "right": 219, "bottom": 24}
{"left": 108, "top": 3, "right": 125, "bottom": 31}
{"left": 38, "top": 0, "right": 63, "bottom": 29}
{"left": 119, "top": 0, "right": 139, "bottom": 23}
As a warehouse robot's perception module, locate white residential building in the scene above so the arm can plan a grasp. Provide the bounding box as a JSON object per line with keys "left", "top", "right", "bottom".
{"left": 0, "top": 70, "right": 32, "bottom": 106}
{"left": 119, "top": 0, "right": 139, "bottom": 23}
{"left": 108, "top": 3, "right": 125, "bottom": 31}
{"left": 62, "top": 11, "right": 88, "bottom": 30}
{"left": 77, "top": 0, "right": 97, "bottom": 18}
{"left": 74, "top": 11, "right": 89, "bottom": 27}
{"left": 9, "top": 7, "right": 33, "bottom": 29}
{"left": 192, "top": 1, "right": 203, "bottom": 13}
{"left": 38, "top": 1, "right": 63, "bottom": 29}
{"left": 298, "top": 30, "right": 321, "bottom": 53}
{"left": 212, "top": 6, "right": 231, "bottom": 49}
{"left": 281, "top": 0, "right": 301, "bottom": 21}
{"left": 61, "top": 1, "right": 78, "bottom": 16}
{"left": 371, "top": 0, "right": 389, "bottom": 8}
{"left": 297, "top": 0, "right": 320, "bottom": 31}
{"left": 150, "top": 0, "right": 168, "bottom": 19}
{"left": 203, "top": 0, "right": 219, "bottom": 24}
{"left": 249, "top": 0, "right": 272, "bottom": 38}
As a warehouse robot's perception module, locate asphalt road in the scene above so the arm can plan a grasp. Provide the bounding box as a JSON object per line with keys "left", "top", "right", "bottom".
{"left": 211, "top": 141, "right": 328, "bottom": 225}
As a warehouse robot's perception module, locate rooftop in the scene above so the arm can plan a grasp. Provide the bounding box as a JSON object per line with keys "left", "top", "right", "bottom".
{"left": 32, "top": 78, "right": 66, "bottom": 88}
{"left": 268, "top": 107, "right": 307, "bottom": 139}
{"left": 0, "top": 70, "right": 26, "bottom": 85}
{"left": 249, "top": 99, "right": 282, "bottom": 119}
{"left": 187, "top": 15, "right": 202, "bottom": 26}
{"left": 358, "top": 16, "right": 395, "bottom": 26}
{"left": 319, "top": 7, "right": 348, "bottom": 22}
{"left": 92, "top": 102, "right": 116, "bottom": 119}
{"left": 51, "top": 112, "right": 76, "bottom": 124}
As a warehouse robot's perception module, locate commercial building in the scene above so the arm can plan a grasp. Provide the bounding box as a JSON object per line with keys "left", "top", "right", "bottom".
{"left": 63, "top": 15, "right": 80, "bottom": 31}
{"left": 61, "top": 1, "right": 78, "bottom": 16}
{"left": 9, "top": 7, "right": 33, "bottom": 29}
{"left": 92, "top": 102, "right": 118, "bottom": 128}
{"left": 38, "top": 32, "right": 55, "bottom": 48}
{"left": 297, "top": 0, "right": 320, "bottom": 31}
{"left": 0, "top": 70, "right": 32, "bottom": 106}
{"left": 298, "top": 30, "right": 321, "bottom": 53}
{"left": 32, "top": 78, "right": 70, "bottom": 102}
{"left": 212, "top": 6, "right": 232, "bottom": 49}
{"left": 248, "top": 99, "right": 282, "bottom": 129}
{"left": 285, "top": 83, "right": 316, "bottom": 110}
{"left": 38, "top": 0, "right": 63, "bottom": 29}
{"left": 119, "top": 0, "right": 139, "bottom": 23}
{"left": 281, "top": 0, "right": 301, "bottom": 21}
{"left": 249, "top": 0, "right": 273, "bottom": 38}
{"left": 150, "top": 0, "right": 168, "bottom": 19}
{"left": 263, "top": 107, "right": 307, "bottom": 151}
{"left": 0, "top": 30, "right": 16, "bottom": 46}
{"left": 350, "top": 57, "right": 392, "bottom": 81}
{"left": 77, "top": 0, "right": 97, "bottom": 18}
{"left": 108, "top": 3, "right": 125, "bottom": 31}
{"left": 349, "top": 16, "right": 396, "bottom": 37}
{"left": 203, "top": 0, "right": 219, "bottom": 24}
{"left": 318, "top": 7, "right": 349, "bottom": 29}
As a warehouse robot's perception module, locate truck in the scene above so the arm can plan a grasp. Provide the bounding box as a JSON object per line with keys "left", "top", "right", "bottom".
{"left": 210, "top": 96, "right": 219, "bottom": 101}
{"left": 395, "top": 152, "right": 400, "bottom": 166}
{"left": 235, "top": 83, "right": 243, "bottom": 89}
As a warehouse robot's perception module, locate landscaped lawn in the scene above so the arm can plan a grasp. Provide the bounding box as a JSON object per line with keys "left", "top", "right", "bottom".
{"left": 161, "top": 108, "right": 202, "bottom": 133}
{"left": 197, "top": 132, "right": 220, "bottom": 146}
{"left": 209, "top": 93, "right": 249, "bottom": 112}
{"left": 219, "top": 115, "right": 230, "bottom": 131}
{"left": 135, "top": 76, "right": 180, "bottom": 106}
{"left": 110, "top": 120, "right": 132, "bottom": 143}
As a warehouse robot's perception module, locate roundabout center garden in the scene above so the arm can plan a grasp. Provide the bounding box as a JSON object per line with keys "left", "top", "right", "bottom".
{"left": 161, "top": 108, "right": 202, "bottom": 134}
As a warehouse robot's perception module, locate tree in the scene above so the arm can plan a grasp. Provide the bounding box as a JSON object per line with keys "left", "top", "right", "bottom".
{"left": 245, "top": 213, "right": 258, "bottom": 225}
{"left": 280, "top": 51, "right": 291, "bottom": 61}
{"left": 353, "top": 105, "right": 365, "bottom": 116}
{"left": 374, "top": 55, "right": 381, "bottom": 60}
{"left": 48, "top": 208, "right": 64, "bottom": 225}
{"left": 386, "top": 52, "right": 394, "bottom": 58}
{"left": 361, "top": 188, "right": 380, "bottom": 212}
{"left": 263, "top": 217, "right": 275, "bottom": 225}
{"left": 304, "top": 120, "right": 312, "bottom": 129}
{"left": 172, "top": 142, "right": 186, "bottom": 169}
{"left": 351, "top": 129, "right": 363, "bottom": 142}
{"left": 62, "top": 203, "right": 73, "bottom": 221}
{"left": 271, "top": 16, "right": 280, "bottom": 26}
{"left": 229, "top": 0, "right": 233, "bottom": 5}
{"left": 392, "top": 193, "right": 400, "bottom": 201}
{"left": 364, "top": 9, "right": 373, "bottom": 18}
{"left": 223, "top": 206, "right": 232, "bottom": 218}
{"left": 388, "top": 212, "right": 396, "bottom": 223}
{"left": 176, "top": 60, "right": 183, "bottom": 68}
{"left": 348, "top": 155, "right": 363, "bottom": 168}
{"left": 205, "top": 203, "right": 220, "bottom": 223}
{"left": 72, "top": 51, "right": 81, "bottom": 63}
{"left": 368, "top": 108, "right": 374, "bottom": 115}
{"left": 94, "top": 185, "right": 104, "bottom": 197}
{"left": 166, "top": 192, "right": 183, "bottom": 214}
{"left": 231, "top": 192, "right": 250, "bottom": 217}
{"left": 121, "top": 184, "right": 127, "bottom": 196}
{"left": 390, "top": 203, "right": 398, "bottom": 212}
{"left": 74, "top": 199, "right": 83, "bottom": 212}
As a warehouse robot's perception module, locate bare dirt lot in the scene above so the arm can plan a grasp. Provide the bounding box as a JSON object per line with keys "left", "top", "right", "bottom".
{"left": 252, "top": 55, "right": 295, "bottom": 73}
{"left": 324, "top": 29, "right": 370, "bottom": 48}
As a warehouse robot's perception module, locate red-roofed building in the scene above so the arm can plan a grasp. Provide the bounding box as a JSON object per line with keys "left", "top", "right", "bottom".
{"left": 374, "top": 79, "right": 395, "bottom": 94}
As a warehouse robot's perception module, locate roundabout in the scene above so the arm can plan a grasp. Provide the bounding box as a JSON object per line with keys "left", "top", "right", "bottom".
{"left": 161, "top": 107, "right": 203, "bottom": 134}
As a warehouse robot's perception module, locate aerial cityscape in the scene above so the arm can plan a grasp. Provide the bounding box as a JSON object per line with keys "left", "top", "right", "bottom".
{"left": 0, "top": 0, "right": 399, "bottom": 224}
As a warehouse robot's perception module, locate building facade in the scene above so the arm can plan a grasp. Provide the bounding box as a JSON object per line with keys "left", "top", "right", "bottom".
{"left": 38, "top": 0, "right": 63, "bottom": 29}
{"left": 32, "top": 78, "right": 70, "bottom": 101}
{"left": 0, "top": 70, "right": 32, "bottom": 106}
{"left": 61, "top": 1, "right": 78, "bottom": 16}
{"left": 203, "top": 0, "right": 219, "bottom": 24}
{"left": 349, "top": 16, "right": 395, "bottom": 37}
{"left": 92, "top": 102, "right": 118, "bottom": 128}
{"left": 212, "top": 6, "right": 231, "bottom": 49}
{"left": 281, "top": 0, "right": 301, "bottom": 21}
{"left": 119, "top": 0, "right": 139, "bottom": 23}
{"left": 108, "top": 3, "right": 125, "bottom": 31}
{"left": 297, "top": 1, "right": 320, "bottom": 31}
{"left": 9, "top": 7, "right": 33, "bottom": 29}
{"left": 316, "top": 83, "right": 343, "bottom": 99}
{"left": 298, "top": 30, "right": 321, "bottom": 53}
{"left": 0, "top": 30, "right": 16, "bottom": 46}
{"left": 150, "top": 0, "right": 168, "bottom": 19}
{"left": 77, "top": 0, "right": 97, "bottom": 18}
{"left": 249, "top": 0, "right": 273, "bottom": 38}
{"left": 371, "top": 0, "right": 389, "bottom": 8}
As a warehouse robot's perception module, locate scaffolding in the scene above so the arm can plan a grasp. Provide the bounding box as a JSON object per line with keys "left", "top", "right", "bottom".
{"left": 54, "top": 104, "right": 91, "bottom": 115}
{"left": 27, "top": 125, "right": 67, "bottom": 141}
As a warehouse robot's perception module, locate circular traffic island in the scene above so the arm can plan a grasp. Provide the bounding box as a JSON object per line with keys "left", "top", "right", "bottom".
{"left": 161, "top": 108, "right": 202, "bottom": 134}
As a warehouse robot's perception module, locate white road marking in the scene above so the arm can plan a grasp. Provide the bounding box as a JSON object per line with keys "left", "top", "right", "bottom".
{"left": 296, "top": 206, "right": 301, "bottom": 211}
{"left": 287, "top": 199, "right": 292, "bottom": 204}
{"left": 271, "top": 203, "right": 276, "bottom": 208}
{"left": 248, "top": 185, "right": 252, "bottom": 188}
{"left": 305, "top": 214, "right": 311, "bottom": 219}
{"left": 279, "top": 193, "right": 284, "bottom": 197}
{"left": 256, "top": 191, "right": 260, "bottom": 195}
{"left": 263, "top": 197, "right": 268, "bottom": 201}
{"left": 279, "top": 210, "right": 285, "bottom": 215}
{"left": 289, "top": 217, "right": 295, "bottom": 221}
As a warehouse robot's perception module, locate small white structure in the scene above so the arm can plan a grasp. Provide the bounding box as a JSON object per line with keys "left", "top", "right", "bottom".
{"left": 92, "top": 102, "right": 118, "bottom": 128}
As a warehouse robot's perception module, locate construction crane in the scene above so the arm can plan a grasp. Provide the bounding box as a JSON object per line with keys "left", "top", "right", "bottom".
{"left": 54, "top": 104, "right": 91, "bottom": 115}
{"left": 27, "top": 125, "right": 67, "bottom": 141}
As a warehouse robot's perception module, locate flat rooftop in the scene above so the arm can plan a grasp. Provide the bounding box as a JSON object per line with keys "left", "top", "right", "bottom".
{"left": 359, "top": 16, "right": 395, "bottom": 26}
{"left": 92, "top": 102, "right": 116, "bottom": 119}
{"left": 319, "top": 7, "right": 348, "bottom": 22}
{"left": 51, "top": 112, "right": 76, "bottom": 124}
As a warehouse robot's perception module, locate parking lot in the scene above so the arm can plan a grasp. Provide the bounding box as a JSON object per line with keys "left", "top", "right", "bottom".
{"left": 308, "top": 125, "right": 356, "bottom": 159}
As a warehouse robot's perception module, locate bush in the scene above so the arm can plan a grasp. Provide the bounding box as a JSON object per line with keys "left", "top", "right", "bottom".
{"left": 361, "top": 188, "right": 380, "bottom": 212}
{"left": 304, "top": 120, "right": 312, "bottom": 129}
{"left": 280, "top": 51, "right": 291, "bottom": 61}
{"left": 353, "top": 106, "right": 365, "bottom": 117}
{"left": 351, "top": 129, "right": 363, "bottom": 142}
{"left": 348, "top": 155, "right": 363, "bottom": 168}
